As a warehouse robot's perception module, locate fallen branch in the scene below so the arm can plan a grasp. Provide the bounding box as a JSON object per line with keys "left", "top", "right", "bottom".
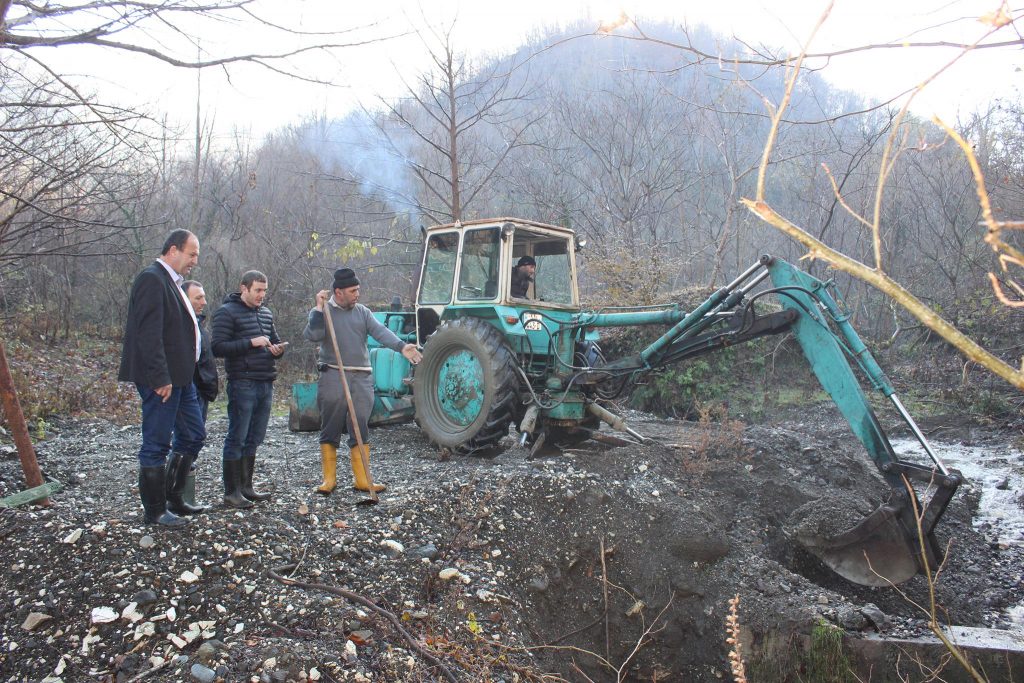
{"left": 268, "top": 563, "right": 461, "bottom": 683}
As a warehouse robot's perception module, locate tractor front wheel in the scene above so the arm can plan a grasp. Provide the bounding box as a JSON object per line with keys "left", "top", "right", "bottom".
{"left": 414, "top": 317, "right": 520, "bottom": 454}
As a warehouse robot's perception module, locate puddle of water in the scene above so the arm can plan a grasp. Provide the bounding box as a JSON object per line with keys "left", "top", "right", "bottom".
{"left": 892, "top": 438, "right": 1024, "bottom": 547}
{"left": 893, "top": 438, "right": 1024, "bottom": 632}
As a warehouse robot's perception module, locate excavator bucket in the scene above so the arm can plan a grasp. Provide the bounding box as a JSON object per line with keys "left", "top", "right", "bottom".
{"left": 795, "top": 503, "right": 920, "bottom": 587}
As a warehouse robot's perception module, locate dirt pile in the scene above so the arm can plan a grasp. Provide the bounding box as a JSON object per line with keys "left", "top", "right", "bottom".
{"left": 0, "top": 408, "right": 1020, "bottom": 682}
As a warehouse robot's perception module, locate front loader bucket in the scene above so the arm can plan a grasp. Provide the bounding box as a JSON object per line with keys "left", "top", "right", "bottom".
{"left": 795, "top": 503, "right": 920, "bottom": 587}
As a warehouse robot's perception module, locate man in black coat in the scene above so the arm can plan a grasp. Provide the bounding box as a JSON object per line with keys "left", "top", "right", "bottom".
{"left": 118, "top": 230, "right": 206, "bottom": 527}
{"left": 212, "top": 270, "right": 286, "bottom": 508}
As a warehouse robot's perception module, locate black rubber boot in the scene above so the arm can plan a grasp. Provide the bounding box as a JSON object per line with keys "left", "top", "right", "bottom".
{"left": 139, "top": 466, "right": 189, "bottom": 527}
{"left": 222, "top": 459, "right": 253, "bottom": 509}
{"left": 239, "top": 455, "right": 272, "bottom": 502}
{"left": 166, "top": 452, "right": 207, "bottom": 515}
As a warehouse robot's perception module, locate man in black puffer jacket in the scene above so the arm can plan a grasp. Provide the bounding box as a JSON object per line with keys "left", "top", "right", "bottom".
{"left": 212, "top": 270, "right": 286, "bottom": 508}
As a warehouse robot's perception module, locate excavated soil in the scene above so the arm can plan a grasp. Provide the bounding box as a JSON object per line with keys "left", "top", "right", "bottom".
{"left": 0, "top": 406, "right": 1021, "bottom": 682}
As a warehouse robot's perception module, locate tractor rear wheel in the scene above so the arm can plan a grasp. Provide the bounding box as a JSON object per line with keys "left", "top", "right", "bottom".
{"left": 414, "top": 317, "right": 520, "bottom": 454}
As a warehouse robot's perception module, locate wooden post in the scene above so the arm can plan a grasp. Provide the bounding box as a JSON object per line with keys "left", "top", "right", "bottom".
{"left": 0, "top": 339, "right": 48, "bottom": 504}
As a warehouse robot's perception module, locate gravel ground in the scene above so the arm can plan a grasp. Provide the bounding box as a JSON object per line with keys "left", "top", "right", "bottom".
{"left": 0, "top": 406, "right": 1021, "bottom": 682}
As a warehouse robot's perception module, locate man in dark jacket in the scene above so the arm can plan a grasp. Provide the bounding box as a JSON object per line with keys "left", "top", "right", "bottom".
{"left": 118, "top": 229, "right": 205, "bottom": 527}
{"left": 178, "top": 280, "right": 219, "bottom": 512}
{"left": 183, "top": 281, "right": 219, "bottom": 417}
{"left": 212, "top": 270, "right": 286, "bottom": 508}
{"left": 510, "top": 255, "right": 536, "bottom": 298}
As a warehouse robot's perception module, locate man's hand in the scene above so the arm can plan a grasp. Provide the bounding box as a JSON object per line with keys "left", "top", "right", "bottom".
{"left": 155, "top": 384, "right": 173, "bottom": 402}
{"left": 315, "top": 289, "right": 330, "bottom": 312}
{"left": 401, "top": 344, "right": 422, "bottom": 365}
{"left": 251, "top": 336, "right": 271, "bottom": 348}
{"left": 269, "top": 343, "right": 286, "bottom": 357}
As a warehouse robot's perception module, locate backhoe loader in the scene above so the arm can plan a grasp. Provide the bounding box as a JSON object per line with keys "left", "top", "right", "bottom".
{"left": 346, "top": 218, "right": 963, "bottom": 587}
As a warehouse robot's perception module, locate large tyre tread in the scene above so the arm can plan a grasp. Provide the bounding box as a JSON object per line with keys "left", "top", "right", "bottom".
{"left": 414, "top": 317, "right": 520, "bottom": 455}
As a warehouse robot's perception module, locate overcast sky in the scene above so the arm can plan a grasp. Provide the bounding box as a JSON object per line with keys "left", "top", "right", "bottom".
{"left": 44, "top": 0, "right": 1021, "bottom": 143}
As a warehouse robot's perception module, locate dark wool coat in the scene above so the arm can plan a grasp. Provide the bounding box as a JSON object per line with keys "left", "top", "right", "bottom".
{"left": 118, "top": 262, "right": 197, "bottom": 388}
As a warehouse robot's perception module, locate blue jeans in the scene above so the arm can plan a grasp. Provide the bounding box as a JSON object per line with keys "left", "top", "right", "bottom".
{"left": 136, "top": 383, "right": 206, "bottom": 468}
{"left": 223, "top": 379, "right": 273, "bottom": 462}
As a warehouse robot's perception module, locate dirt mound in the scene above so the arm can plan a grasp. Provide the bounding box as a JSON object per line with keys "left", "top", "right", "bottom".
{"left": 0, "top": 410, "right": 1019, "bottom": 681}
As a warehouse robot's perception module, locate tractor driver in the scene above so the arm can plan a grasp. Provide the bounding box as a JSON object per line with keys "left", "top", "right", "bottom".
{"left": 510, "top": 255, "right": 536, "bottom": 298}
{"left": 303, "top": 268, "right": 422, "bottom": 495}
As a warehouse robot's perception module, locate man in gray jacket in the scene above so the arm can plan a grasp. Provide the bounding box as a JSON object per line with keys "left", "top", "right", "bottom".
{"left": 303, "top": 268, "right": 421, "bottom": 494}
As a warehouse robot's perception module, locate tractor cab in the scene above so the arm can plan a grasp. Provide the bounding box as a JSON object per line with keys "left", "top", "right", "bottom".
{"left": 414, "top": 218, "right": 581, "bottom": 344}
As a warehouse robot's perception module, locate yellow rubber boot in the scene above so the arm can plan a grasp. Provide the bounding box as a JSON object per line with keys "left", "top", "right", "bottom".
{"left": 317, "top": 443, "right": 338, "bottom": 495}
{"left": 350, "top": 444, "right": 386, "bottom": 493}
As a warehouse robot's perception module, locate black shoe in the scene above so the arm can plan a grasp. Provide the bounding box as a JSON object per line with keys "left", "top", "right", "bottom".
{"left": 239, "top": 455, "right": 272, "bottom": 502}
{"left": 222, "top": 459, "right": 253, "bottom": 509}
{"left": 166, "top": 452, "right": 207, "bottom": 515}
{"left": 139, "top": 466, "right": 190, "bottom": 528}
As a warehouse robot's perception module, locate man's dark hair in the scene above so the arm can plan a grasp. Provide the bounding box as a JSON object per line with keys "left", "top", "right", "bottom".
{"left": 182, "top": 280, "right": 203, "bottom": 294}
{"left": 241, "top": 270, "right": 267, "bottom": 289}
{"left": 161, "top": 229, "right": 195, "bottom": 255}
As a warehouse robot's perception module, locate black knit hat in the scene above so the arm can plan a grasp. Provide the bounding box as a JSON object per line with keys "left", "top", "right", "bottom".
{"left": 517, "top": 255, "right": 536, "bottom": 267}
{"left": 333, "top": 267, "right": 360, "bottom": 291}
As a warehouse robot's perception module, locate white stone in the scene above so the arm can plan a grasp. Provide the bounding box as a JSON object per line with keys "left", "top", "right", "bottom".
{"left": 438, "top": 568, "right": 460, "bottom": 581}
{"left": 179, "top": 570, "right": 199, "bottom": 584}
{"left": 120, "top": 602, "right": 144, "bottom": 623}
{"left": 165, "top": 607, "right": 176, "bottom": 622}
{"left": 168, "top": 634, "right": 187, "bottom": 649}
{"left": 61, "top": 529, "right": 83, "bottom": 544}
{"left": 309, "top": 668, "right": 321, "bottom": 681}
{"left": 234, "top": 622, "right": 244, "bottom": 634}
{"left": 380, "top": 539, "right": 404, "bottom": 555}
{"left": 345, "top": 640, "right": 357, "bottom": 657}
{"left": 90, "top": 607, "right": 117, "bottom": 624}
{"left": 134, "top": 622, "right": 156, "bottom": 640}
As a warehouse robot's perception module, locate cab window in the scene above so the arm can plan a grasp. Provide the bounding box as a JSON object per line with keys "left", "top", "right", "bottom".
{"left": 419, "top": 232, "right": 459, "bottom": 305}
{"left": 457, "top": 227, "right": 500, "bottom": 300}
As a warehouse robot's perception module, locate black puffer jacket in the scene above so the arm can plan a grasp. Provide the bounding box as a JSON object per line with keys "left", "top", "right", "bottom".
{"left": 211, "top": 293, "right": 281, "bottom": 381}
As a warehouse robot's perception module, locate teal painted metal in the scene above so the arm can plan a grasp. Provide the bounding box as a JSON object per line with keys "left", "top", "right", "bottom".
{"left": 288, "top": 381, "right": 320, "bottom": 432}
{"left": 437, "top": 348, "right": 485, "bottom": 426}
{"left": 576, "top": 307, "right": 686, "bottom": 328}
{"left": 370, "top": 347, "right": 411, "bottom": 395}
{"left": 547, "top": 394, "right": 585, "bottom": 420}
{"left": 0, "top": 480, "right": 62, "bottom": 508}
{"left": 369, "top": 312, "right": 417, "bottom": 348}
{"left": 370, "top": 395, "right": 415, "bottom": 425}
{"left": 766, "top": 260, "right": 896, "bottom": 469}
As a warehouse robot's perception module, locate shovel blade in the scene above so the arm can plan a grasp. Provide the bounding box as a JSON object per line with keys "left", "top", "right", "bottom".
{"left": 796, "top": 505, "right": 920, "bottom": 587}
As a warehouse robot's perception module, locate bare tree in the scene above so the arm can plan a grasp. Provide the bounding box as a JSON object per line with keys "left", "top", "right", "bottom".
{"left": 738, "top": 4, "right": 1024, "bottom": 390}
{"left": 377, "top": 19, "right": 542, "bottom": 223}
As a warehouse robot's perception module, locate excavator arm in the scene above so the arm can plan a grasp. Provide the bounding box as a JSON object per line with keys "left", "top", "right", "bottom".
{"left": 588, "top": 255, "right": 962, "bottom": 585}
{"left": 763, "top": 257, "right": 961, "bottom": 586}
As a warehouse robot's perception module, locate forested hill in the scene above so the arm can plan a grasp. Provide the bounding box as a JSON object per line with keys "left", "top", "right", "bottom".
{"left": 1, "top": 18, "right": 1020, "bottom": 406}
